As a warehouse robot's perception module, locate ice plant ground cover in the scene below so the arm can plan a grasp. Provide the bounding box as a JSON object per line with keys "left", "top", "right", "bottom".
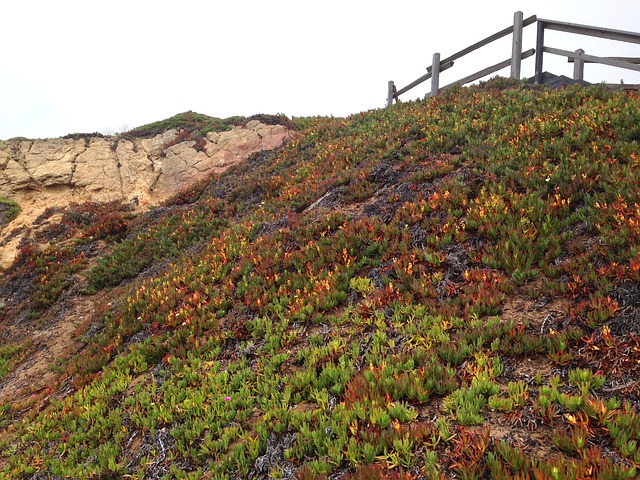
{"left": 0, "top": 77, "right": 639, "bottom": 478}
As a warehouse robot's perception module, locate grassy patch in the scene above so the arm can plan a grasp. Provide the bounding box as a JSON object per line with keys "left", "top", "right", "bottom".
{"left": 0, "top": 342, "right": 23, "bottom": 380}
{"left": 123, "top": 111, "right": 295, "bottom": 139}
{"left": 0, "top": 197, "right": 20, "bottom": 231}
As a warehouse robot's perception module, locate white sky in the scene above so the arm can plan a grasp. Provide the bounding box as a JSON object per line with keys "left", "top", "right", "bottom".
{"left": 1, "top": 0, "right": 639, "bottom": 139}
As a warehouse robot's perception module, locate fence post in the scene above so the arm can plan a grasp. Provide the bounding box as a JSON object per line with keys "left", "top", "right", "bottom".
{"left": 431, "top": 53, "right": 441, "bottom": 96}
{"left": 534, "top": 21, "right": 545, "bottom": 83}
{"left": 510, "top": 11, "right": 524, "bottom": 78}
{"left": 387, "top": 81, "right": 395, "bottom": 107}
{"left": 573, "top": 49, "right": 585, "bottom": 81}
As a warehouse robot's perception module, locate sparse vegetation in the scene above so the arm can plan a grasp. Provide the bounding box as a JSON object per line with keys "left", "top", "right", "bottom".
{"left": 123, "top": 110, "right": 296, "bottom": 139}
{"left": 0, "top": 196, "right": 20, "bottom": 231}
{"left": 0, "top": 78, "right": 639, "bottom": 479}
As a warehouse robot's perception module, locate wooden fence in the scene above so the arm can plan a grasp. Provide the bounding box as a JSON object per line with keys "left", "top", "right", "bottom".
{"left": 387, "top": 12, "right": 640, "bottom": 106}
{"left": 534, "top": 18, "right": 640, "bottom": 83}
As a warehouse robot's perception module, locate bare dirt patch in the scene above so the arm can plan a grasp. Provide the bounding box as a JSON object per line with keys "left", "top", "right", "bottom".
{"left": 0, "top": 287, "right": 106, "bottom": 404}
{"left": 500, "top": 278, "right": 572, "bottom": 334}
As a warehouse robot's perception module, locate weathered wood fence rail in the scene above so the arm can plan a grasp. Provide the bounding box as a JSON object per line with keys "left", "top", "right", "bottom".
{"left": 535, "top": 18, "right": 640, "bottom": 83}
{"left": 387, "top": 11, "right": 640, "bottom": 106}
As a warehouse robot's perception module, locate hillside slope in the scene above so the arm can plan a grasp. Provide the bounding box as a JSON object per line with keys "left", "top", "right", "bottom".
{"left": 0, "top": 78, "right": 639, "bottom": 479}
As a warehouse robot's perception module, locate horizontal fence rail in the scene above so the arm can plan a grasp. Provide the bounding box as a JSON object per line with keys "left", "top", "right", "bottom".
{"left": 387, "top": 12, "right": 640, "bottom": 106}
{"left": 437, "top": 14, "right": 538, "bottom": 68}
{"left": 535, "top": 18, "right": 640, "bottom": 83}
{"left": 439, "top": 48, "right": 535, "bottom": 92}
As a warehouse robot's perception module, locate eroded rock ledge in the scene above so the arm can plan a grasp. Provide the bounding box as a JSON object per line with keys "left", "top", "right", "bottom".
{"left": 0, "top": 120, "right": 292, "bottom": 267}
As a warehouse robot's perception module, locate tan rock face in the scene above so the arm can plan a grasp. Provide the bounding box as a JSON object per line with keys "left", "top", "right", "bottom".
{"left": 0, "top": 122, "right": 292, "bottom": 267}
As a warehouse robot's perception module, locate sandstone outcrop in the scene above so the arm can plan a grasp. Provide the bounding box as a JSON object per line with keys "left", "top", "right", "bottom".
{"left": 0, "top": 121, "right": 292, "bottom": 267}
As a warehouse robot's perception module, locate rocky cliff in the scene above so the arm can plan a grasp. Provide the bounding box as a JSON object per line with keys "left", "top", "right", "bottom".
{"left": 0, "top": 120, "right": 292, "bottom": 267}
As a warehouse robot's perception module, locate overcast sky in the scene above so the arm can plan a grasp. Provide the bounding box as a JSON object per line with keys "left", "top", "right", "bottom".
{"left": 1, "top": 0, "right": 639, "bottom": 139}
